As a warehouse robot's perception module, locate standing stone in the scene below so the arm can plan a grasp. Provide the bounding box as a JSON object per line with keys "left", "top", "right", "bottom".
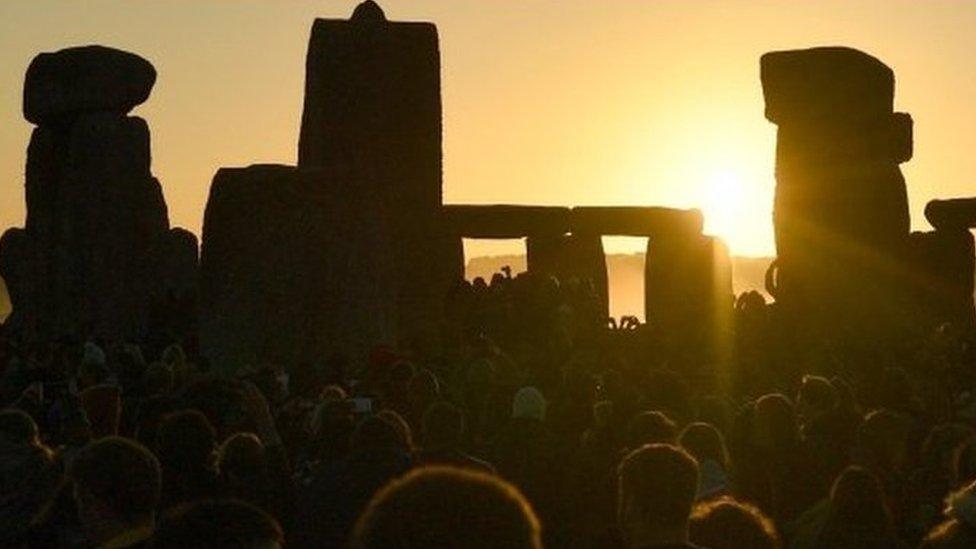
{"left": 298, "top": 1, "right": 451, "bottom": 351}
{"left": 24, "top": 45, "right": 156, "bottom": 126}
{"left": 761, "top": 47, "right": 912, "bottom": 345}
{"left": 925, "top": 198, "right": 976, "bottom": 231}
{"left": 646, "top": 234, "right": 733, "bottom": 363}
{"left": 905, "top": 230, "right": 975, "bottom": 331}
{"left": 1, "top": 46, "right": 197, "bottom": 343}
{"left": 526, "top": 233, "right": 609, "bottom": 318}
{"left": 199, "top": 165, "right": 396, "bottom": 372}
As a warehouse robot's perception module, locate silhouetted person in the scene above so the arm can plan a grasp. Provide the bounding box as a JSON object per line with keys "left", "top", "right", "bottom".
{"left": 689, "top": 496, "right": 780, "bottom": 549}
{"left": 155, "top": 410, "right": 221, "bottom": 509}
{"left": 152, "top": 499, "right": 283, "bottom": 549}
{"left": 351, "top": 466, "right": 542, "bottom": 549}
{"left": 71, "top": 436, "right": 160, "bottom": 548}
{"left": 218, "top": 432, "right": 293, "bottom": 527}
{"left": 298, "top": 414, "right": 412, "bottom": 547}
{"left": 491, "top": 386, "right": 560, "bottom": 536}
{"left": 816, "top": 466, "right": 905, "bottom": 549}
{"left": 416, "top": 401, "right": 494, "bottom": 473}
{"left": 0, "top": 409, "right": 60, "bottom": 546}
{"left": 626, "top": 411, "right": 679, "bottom": 450}
{"left": 617, "top": 443, "right": 702, "bottom": 548}
{"left": 680, "top": 422, "right": 730, "bottom": 500}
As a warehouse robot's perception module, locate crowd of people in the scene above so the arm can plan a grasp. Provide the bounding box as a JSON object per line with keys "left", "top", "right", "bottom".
{"left": 3, "top": 268, "right": 976, "bottom": 548}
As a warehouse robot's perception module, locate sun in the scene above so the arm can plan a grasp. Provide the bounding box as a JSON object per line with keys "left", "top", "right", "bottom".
{"left": 701, "top": 169, "right": 745, "bottom": 241}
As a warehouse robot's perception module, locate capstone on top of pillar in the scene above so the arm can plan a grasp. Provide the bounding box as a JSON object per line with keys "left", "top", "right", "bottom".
{"left": 761, "top": 46, "right": 894, "bottom": 125}
{"left": 24, "top": 45, "right": 156, "bottom": 126}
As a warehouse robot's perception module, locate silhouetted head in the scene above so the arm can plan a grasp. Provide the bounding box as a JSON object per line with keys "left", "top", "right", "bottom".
{"left": 819, "top": 466, "right": 896, "bottom": 548}
{"left": 156, "top": 410, "right": 217, "bottom": 474}
{"left": 350, "top": 414, "right": 407, "bottom": 457}
{"left": 753, "top": 393, "right": 798, "bottom": 451}
{"left": 153, "top": 499, "right": 283, "bottom": 548}
{"left": 0, "top": 408, "right": 40, "bottom": 446}
{"left": 512, "top": 387, "right": 547, "bottom": 421}
{"left": 680, "top": 422, "right": 729, "bottom": 470}
{"left": 71, "top": 437, "right": 160, "bottom": 541}
{"left": 618, "top": 444, "right": 699, "bottom": 546}
{"left": 856, "top": 408, "right": 911, "bottom": 475}
{"left": 143, "top": 362, "right": 174, "bottom": 395}
{"left": 422, "top": 401, "right": 465, "bottom": 450}
{"left": 796, "top": 375, "right": 837, "bottom": 422}
{"left": 377, "top": 409, "right": 415, "bottom": 451}
{"left": 690, "top": 496, "right": 780, "bottom": 549}
{"left": 408, "top": 369, "right": 440, "bottom": 407}
{"left": 218, "top": 432, "right": 265, "bottom": 481}
{"left": 627, "top": 411, "right": 678, "bottom": 448}
{"left": 352, "top": 466, "right": 541, "bottom": 549}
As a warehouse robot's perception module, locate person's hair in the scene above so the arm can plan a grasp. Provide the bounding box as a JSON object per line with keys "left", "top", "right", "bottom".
{"left": 352, "top": 466, "right": 542, "bottom": 549}
{"left": 0, "top": 408, "right": 40, "bottom": 445}
{"left": 351, "top": 414, "right": 408, "bottom": 457}
{"left": 818, "top": 466, "right": 897, "bottom": 548}
{"left": 156, "top": 410, "right": 217, "bottom": 472}
{"left": 152, "top": 499, "right": 283, "bottom": 548}
{"left": 690, "top": 496, "right": 780, "bottom": 549}
{"left": 218, "top": 432, "right": 265, "bottom": 479}
{"left": 618, "top": 443, "right": 699, "bottom": 528}
{"left": 856, "top": 408, "right": 911, "bottom": 474}
{"left": 377, "top": 409, "right": 414, "bottom": 450}
{"left": 680, "top": 422, "right": 729, "bottom": 469}
{"left": 143, "top": 362, "right": 175, "bottom": 395}
{"left": 797, "top": 375, "right": 837, "bottom": 413}
{"left": 70, "top": 436, "right": 161, "bottom": 523}
{"left": 626, "top": 411, "right": 678, "bottom": 448}
{"left": 753, "top": 393, "right": 798, "bottom": 450}
{"left": 422, "top": 401, "right": 465, "bottom": 449}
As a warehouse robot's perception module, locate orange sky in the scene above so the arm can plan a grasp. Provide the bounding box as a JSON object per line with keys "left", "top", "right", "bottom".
{"left": 1, "top": 1, "right": 975, "bottom": 261}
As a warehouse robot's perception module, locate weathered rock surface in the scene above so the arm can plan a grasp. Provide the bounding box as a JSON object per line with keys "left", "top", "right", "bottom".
{"left": 443, "top": 205, "right": 572, "bottom": 238}
{"left": 199, "top": 164, "right": 396, "bottom": 371}
{"left": 299, "top": 4, "right": 454, "bottom": 350}
{"left": 761, "top": 47, "right": 893, "bottom": 124}
{"left": 24, "top": 45, "right": 156, "bottom": 125}
{"left": 3, "top": 47, "right": 196, "bottom": 343}
{"left": 526, "top": 233, "right": 609, "bottom": 316}
{"left": 646, "top": 234, "right": 732, "bottom": 362}
{"left": 761, "top": 46, "right": 911, "bottom": 347}
{"left": 905, "top": 230, "right": 975, "bottom": 330}
{"left": 569, "top": 206, "right": 703, "bottom": 237}
{"left": 925, "top": 198, "right": 976, "bottom": 231}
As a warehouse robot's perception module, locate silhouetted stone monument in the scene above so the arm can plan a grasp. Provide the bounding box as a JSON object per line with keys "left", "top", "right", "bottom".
{"left": 0, "top": 46, "right": 197, "bottom": 341}
{"left": 906, "top": 228, "right": 975, "bottom": 330}
{"left": 761, "top": 47, "right": 912, "bottom": 345}
{"left": 646, "top": 234, "right": 732, "bottom": 363}
{"left": 299, "top": 0, "right": 454, "bottom": 349}
{"left": 198, "top": 165, "right": 396, "bottom": 370}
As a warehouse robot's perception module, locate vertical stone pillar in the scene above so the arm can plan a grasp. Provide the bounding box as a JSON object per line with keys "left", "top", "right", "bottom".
{"left": 527, "top": 233, "right": 609, "bottom": 318}
{"left": 299, "top": 1, "right": 451, "bottom": 350}
{"left": 761, "top": 47, "right": 912, "bottom": 344}
{"left": 0, "top": 46, "right": 197, "bottom": 343}
{"left": 646, "top": 235, "right": 732, "bottom": 363}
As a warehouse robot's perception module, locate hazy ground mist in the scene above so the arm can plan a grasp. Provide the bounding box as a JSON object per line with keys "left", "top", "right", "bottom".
{"left": 466, "top": 253, "right": 774, "bottom": 321}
